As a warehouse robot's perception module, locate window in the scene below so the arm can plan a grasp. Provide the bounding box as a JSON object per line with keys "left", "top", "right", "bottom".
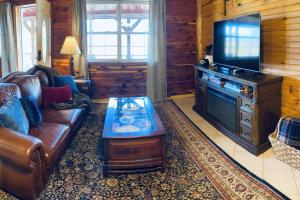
{"left": 16, "top": 4, "right": 37, "bottom": 71}
{"left": 86, "top": 0, "right": 150, "bottom": 62}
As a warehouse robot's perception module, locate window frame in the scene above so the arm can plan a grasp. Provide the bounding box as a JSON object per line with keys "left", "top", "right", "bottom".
{"left": 86, "top": 0, "right": 150, "bottom": 63}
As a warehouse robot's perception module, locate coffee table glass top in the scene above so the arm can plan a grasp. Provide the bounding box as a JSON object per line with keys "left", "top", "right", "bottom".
{"left": 112, "top": 97, "right": 152, "bottom": 133}
{"left": 103, "top": 97, "right": 164, "bottom": 139}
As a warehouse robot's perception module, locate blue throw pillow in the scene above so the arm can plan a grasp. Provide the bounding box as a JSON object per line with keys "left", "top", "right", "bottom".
{"left": 20, "top": 95, "right": 42, "bottom": 128}
{"left": 54, "top": 76, "right": 80, "bottom": 94}
{"left": 0, "top": 97, "right": 29, "bottom": 134}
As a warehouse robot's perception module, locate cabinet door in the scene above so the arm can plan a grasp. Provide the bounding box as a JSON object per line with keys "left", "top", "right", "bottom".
{"left": 240, "top": 124, "right": 253, "bottom": 143}
{"left": 196, "top": 84, "right": 207, "bottom": 112}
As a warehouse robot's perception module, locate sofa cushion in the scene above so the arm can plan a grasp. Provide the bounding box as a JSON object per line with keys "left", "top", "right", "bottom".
{"left": 0, "top": 83, "right": 21, "bottom": 105}
{"left": 54, "top": 76, "right": 80, "bottom": 94}
{"left": 29, "top": 122, "right": 70, "bottom": 167}
{"left": 20, "top": 95, "right": 43, "bottom": 128}
{"left": 0, "top": 97, "right": 29, "bottom": 134}
{"left": 42, "top": 86, "right": 73, "bottom": 107}
{"left": 34, "top": 70, "right": 49, "bottom": 87}
{"left": 10, "top": 75, "right": 43, "bottom": 108}
{"left": 41, "top": 108, "right": 83, "bottom": 128}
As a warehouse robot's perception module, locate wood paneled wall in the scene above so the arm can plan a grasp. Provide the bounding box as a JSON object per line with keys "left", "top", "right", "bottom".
{"left": 51, "top": 0, "right": 72, "bottom": 74}
{"left": 89, "top": 63, "right": 147, "bottom": 99}
{"left": 197, "top": 0, "right": 300, "bottom": 117}
{"left": 282, "top": 77, "right": 300, "bottom": 117}
{"left": 165, "top": 0, "right": 198, "bottom": 96}
{"left": 51, "top": 0, "right": 198, "bottom": 98}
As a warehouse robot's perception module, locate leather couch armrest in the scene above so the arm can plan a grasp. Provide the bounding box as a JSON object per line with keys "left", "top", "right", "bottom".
{"left": 0, "top": 127, "right": 45, "bottom": 171}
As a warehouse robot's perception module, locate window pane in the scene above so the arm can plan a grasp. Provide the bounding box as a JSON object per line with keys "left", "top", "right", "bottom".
{"left": 88, "top": 46, "right": 118, "bottom": 60}
{"left": 130, "top": 34, "right": 148, "bottom": 47}
{"left": 91, "top": 47, "right": 105, "bottom": 56}
{"left": 133, "top": 19, "right": 149, "bottom": 33}
{"left": 88, "top": 34, "right": 106, "bottom": 46}
{"left": 122, "top": 34, "right": 148, "bottom": 60}
{"left": 88, "top": 33, "right": 118, "bottom": 59}
{"left": 88, "top": 4, "right": 118, "bottom": 32}
{"left": 121, "top": 4, "right": 149, "bottom": 33}
{"left": 20, "top": 5, "right": 36, "bottom": 71}
{"left": 88, "top": 34, "right": 117, "bottom": 47}
{"left": 105, "top": 34, "right": 118, "bottom": 46}
{"left": 106, "top": 46, "right": 118, "bottom": 56}
{"left": 86, "top": 1, "right": 150, "bottom": 61}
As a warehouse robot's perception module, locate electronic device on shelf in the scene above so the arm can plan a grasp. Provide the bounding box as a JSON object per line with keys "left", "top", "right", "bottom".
{"left": 201, "top": 72, "right": 252, "bottom": 97}
{"left": 198, "top": 59, "right": 209, "bottom": 68}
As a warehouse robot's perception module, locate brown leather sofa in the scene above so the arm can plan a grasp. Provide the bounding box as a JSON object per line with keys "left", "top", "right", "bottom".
{"left": 0, "top": 70, "right": 87, "bottom": 200}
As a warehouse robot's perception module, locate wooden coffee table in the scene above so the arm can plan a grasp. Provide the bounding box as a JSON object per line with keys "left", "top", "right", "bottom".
{"left": 102, "top": 97, "right": 166, "bottom": 177}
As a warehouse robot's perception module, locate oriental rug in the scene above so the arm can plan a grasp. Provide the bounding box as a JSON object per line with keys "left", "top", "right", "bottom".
{"left": 0, "top": 101, "right": 288, "bottom": 200}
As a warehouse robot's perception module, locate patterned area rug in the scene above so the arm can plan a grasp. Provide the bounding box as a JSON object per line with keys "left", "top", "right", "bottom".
{"left": 1, "top": 101, "right": 287, "bottom": 200}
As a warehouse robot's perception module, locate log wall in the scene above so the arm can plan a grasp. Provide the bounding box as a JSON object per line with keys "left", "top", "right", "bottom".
{"left": 165, "top": 0, "right": 198, "bottom": 96}
{"left": 197, "top": 0, "right": 300, "bottom": 117}
{"left": 51, "top": 0, "right": 73, "bottom": 74}
{"left": 51, "top": 0, "right": 198, "bottom": 98}
{"left": 89, "top": 63, "right": 147, "bottom": 99}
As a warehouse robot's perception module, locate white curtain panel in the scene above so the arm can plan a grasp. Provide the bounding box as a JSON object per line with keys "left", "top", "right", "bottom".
{"left": 72, "top": 0, "right": 89, "bottom": 79}
{"left": 147, "top": 0, "right": 167, "bottom": 103}
{"left": 0, "top": 2, "right": 17, "bottom": 76}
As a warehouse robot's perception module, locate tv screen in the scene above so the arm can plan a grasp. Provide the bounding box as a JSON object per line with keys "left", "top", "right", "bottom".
{"left": 213, "top": 14, "right": 261, "bottom": 72}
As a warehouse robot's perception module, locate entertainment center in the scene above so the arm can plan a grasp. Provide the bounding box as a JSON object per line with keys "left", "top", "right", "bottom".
{"left": 194, "top": 13, "right": 283, "bottom": 155}
{"left": 194, "top": 66, "right": 282, "bottom": 155}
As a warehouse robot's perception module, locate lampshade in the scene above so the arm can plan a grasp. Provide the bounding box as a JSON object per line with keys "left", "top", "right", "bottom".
{"left": 60, "top": 36, "right": 81, "bottom": 55}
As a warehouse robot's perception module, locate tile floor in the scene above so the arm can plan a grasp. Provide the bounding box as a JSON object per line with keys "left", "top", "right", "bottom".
{"left": 172, "top": 95, "right": 300, "bottom": 200}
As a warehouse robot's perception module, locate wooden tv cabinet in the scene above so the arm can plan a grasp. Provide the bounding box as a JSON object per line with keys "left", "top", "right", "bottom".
{"left": 193, "top": 65, "right": 282, "bottom": 155}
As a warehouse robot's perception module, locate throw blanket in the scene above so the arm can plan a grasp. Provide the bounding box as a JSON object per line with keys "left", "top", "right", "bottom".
{"left": 276, "top": 116, "right": 300, "bottom": 150}
{"left": 53, "top": 93, "right": 92, "bottom": 111}
{"left": 28, "top": 65, "right": 61, "bottom": 86}
{"left": 28, "top": 65, "right": 91, "bottom": 111}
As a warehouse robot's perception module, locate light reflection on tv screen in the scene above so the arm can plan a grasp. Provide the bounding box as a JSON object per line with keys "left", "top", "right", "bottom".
{"left": 214, "top": 14, "right": 261, "bottom": 72}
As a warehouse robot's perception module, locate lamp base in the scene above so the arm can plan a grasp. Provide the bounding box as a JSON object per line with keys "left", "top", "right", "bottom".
{"left": 69, "top": 56, "right": 75, "bottom": 76}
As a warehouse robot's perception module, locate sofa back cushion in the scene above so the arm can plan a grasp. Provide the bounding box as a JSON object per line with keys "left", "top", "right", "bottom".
{"left": 34, "top": 70, "right": 49, "bottom": 87}
{"left": 0, "top": 83, "right": 21, "bottom": 105}
{"left": 10, "top": 75, "right": 43, "bottom": 108}
{"left": 54, "top": 75, "right": 80, "bottom": 94}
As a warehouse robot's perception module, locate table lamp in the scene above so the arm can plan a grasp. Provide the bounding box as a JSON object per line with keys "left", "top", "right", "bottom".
{"left": 60, "top": 36, "right": 81, "bottom": 76}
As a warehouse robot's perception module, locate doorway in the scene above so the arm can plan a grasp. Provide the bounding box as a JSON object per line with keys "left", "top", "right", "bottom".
{"left": 15, "top": 0, "right": 51, "bottom": 71}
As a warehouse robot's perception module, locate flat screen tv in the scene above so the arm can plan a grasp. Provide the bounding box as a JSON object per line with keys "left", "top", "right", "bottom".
{"left": 213, "top": 14, "right": 261, "bottom": 72}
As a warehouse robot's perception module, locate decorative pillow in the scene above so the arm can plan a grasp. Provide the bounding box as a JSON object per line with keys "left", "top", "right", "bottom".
{"left": 54, "top": 75, "right": 80, "bottom": 94}
{"left": 42, "top": 86, "right": 73, "bottom": 107}
{"left": 20, "top": 95, "right": 42, "bottom": 128}
{"left": 0, "top": 97, "right": 29, "bottom": 134}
